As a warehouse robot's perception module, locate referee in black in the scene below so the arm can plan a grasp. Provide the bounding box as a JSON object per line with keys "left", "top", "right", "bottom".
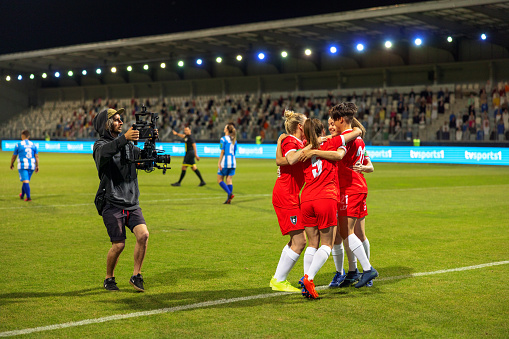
{"left": 171, "top": 126, "right": 206, "bottom": 186}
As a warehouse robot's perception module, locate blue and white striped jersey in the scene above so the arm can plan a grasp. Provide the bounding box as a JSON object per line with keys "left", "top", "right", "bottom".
{"left": 14, "top": 140, "right": 38, "bottom": 170}
{"left": 220, "top": 136, "right": 237, "bottom": 169}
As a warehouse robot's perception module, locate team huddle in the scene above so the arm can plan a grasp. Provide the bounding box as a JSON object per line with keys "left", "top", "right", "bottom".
{"left": 270, "top": 102, "right": 378, "bottom": 299}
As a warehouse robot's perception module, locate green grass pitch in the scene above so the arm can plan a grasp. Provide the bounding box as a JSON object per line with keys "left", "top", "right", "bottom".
{"left": 1, "top": 151, "right": 508, "bottom": 338}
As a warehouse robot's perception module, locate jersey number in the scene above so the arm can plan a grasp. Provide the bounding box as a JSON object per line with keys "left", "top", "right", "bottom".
{"left": 356, "top": 146, "right": 365, "bottom": 165}
{"left": 311, "top": 155, "right": 322, "bottom": 178}
{"left": 25, "top": 147, "right": 33, "bottom": 158}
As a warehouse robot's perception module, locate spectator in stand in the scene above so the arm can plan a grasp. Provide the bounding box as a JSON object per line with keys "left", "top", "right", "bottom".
{"left": 406, "top": 127, "right": 413, "bottom": 141}
{"left": 444, "top": 88, "right": 450, "bottom": 104}
{"left": 482, "top": 114, "right": 490, "bottom": 140}
{"left": 437, "top": 88, "right": 444, "bottom": 101}
{"left": 497, "top": 118, "right": 505, "bottom": 140}
{"left": 409, "top": 88, "right": 416, "bottom": 105}
{"left": 413, "top": 111, "right": 420, "bottom": 125}
{"left": 402, "top": 104, "right": 409, "bottom": 120}
{"left": 449, "top": 114, "right": 457, "bottom": 131}
{"left": 440, "top": 121, "right": 450, "bottom": 140}
{"left": 438, "top": 99, "right": 445, "bottom": 114}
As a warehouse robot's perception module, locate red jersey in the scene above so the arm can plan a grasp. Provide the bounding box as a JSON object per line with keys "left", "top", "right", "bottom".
{"left": 272, "top": 135, "right": 305, "bottom": 208}
{"left": 300, "top": 136, "right": 343, "bottom": 203}
{"left": 338, "top": 129, "right": 368, "bottom": 195}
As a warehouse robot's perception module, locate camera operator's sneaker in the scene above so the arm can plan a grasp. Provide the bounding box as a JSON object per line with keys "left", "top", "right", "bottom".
{"left": 339, "top": 269, "right": 361, "bottom": 288}
{"left": 270, "top": 278, "right": 301, "bottom": 292}
{"left": 198, "top": 181, "right": 206, "bottom": 186}
{"left": 355, "top": 267, "right": 378, "bottom": 288}
{"left": 171, "top": 182, "right": 181, "bottom": 187}
{"left": 129, "top": 274, "right": 145, "bottom": 292}
{"left": 104, "top": 277, "right": 119, "bottom": 291}
{"left": 329, "top": 269, "right": 346, "bottom": 288}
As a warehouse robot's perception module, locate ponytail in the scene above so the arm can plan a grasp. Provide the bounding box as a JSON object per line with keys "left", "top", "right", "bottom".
{"left": 303, "top": 118, "right": 324, "bottom": 149}
{"left": 351, "top": 117, "right": 366, "bottom": 138}
{"left": 226, "top": 123, "right": 236, "bottom": 144}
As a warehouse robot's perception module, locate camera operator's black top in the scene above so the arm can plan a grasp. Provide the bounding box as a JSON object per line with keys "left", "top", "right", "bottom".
{"left": 92, "top": 109, "right": 141, "bottom": 210}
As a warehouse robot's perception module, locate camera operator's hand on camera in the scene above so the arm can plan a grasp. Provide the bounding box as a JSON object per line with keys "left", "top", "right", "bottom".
{"left": 153, "top": 129, "right": 159, "bottom": 140}
{"left": 124, "top": 127, "right": 139, "bottom": 142}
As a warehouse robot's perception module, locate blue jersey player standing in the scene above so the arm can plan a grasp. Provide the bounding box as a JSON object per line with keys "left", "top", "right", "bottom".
{"left": 217, "top": 123, "right": 237, "bottom": 204}
{"left": 10, "top": 130, "right": 39, "bottom": 201}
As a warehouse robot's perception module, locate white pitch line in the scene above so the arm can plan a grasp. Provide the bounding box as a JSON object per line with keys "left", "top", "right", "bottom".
{"left": 1, "top": 260, "right": 508, "bottom": 337}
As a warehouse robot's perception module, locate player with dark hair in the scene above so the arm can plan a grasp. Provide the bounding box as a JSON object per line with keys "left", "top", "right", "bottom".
{"left": 218, "top": 123, "right": 237, "bottom": 204}
{"left": 328, "top": 102, "right": 378, "bottom": 288}
{"left": 172, "top": 127, "right": 206, "bottom": 187}
{"left": 296, "top": 118, "right": 347, "bottom": 299}
{"left": 10, "top": 130, "right": 39, "bottom": 201}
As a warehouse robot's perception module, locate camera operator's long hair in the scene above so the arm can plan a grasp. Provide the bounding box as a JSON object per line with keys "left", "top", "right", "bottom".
{"left": 303, "top": 118, "right": 325, "bottom": 149}
{"left": 226, "top": 123, "right": 236, "bottom": 144}
{"left": 329, "top": 102, "right": 366, "bottom": 138}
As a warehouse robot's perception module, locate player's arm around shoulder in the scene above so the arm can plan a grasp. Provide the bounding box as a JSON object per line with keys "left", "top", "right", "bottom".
{"left": 276, "top": 133, "right": 289, "bottom": 166}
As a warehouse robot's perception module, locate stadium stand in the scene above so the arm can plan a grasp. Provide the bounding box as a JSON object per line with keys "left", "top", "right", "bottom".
{"left": 1, "top": 82, "right": 507, "bottom": 144}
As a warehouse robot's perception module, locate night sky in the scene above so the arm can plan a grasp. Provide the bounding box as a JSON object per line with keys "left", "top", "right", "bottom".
{"left": 0, "top": 0, "right": 424, "bottom": 55}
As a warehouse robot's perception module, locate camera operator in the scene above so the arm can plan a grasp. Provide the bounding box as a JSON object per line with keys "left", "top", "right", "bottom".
{"left": 92, "top": 108, "right": 155, "bottom": 292}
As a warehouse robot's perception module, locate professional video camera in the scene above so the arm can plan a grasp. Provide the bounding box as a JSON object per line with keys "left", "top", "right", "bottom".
{"left": 132, "top": 105, "right": 171, "bottom": 174}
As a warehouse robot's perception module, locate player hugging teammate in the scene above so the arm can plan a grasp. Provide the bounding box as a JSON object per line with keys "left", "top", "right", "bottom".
{"left": 270, "top": 103, "right": 378, "bottom": 299}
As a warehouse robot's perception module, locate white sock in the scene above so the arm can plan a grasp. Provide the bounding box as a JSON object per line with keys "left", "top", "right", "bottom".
{"left": 274, "top": 247, "right": 300, "bottom": 281}
{"left": 345, "top": 241, "right": 357, "bottom": 272}
{"left": 307, "top": 245, "right": 332, "bottom": 281}
{"left": 331, "top": 243, "right": 344, "bottom": 273}
{"left": 362, "top": 238, "right": 370, "bottom": 260}
{"left": 273, "top": 245, "right": 289, "bottom": 278}
{"left": 303, "top": 247, "right": 317, "bottom": 276}
{"left": 348, "top": 234, "right": 371, "bottom": 271}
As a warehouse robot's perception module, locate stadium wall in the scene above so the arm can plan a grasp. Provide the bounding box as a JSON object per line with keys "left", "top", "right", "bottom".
{"left": 2, "top": 140, "right": 508, "bottom": 166}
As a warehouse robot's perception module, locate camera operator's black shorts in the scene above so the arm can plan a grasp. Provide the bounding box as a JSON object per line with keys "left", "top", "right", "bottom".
{"left": 102, "top": 204, "right": 146, "bottom": 242}
{"left": 183, "top": 152, "right": 196, "bottom": 166}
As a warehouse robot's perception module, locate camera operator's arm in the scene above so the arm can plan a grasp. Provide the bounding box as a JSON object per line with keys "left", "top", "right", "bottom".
{"left": 93, "top": 127, "right": 139, "bottom": 169}
{"left": 172, "top": 130, "right": 184, "bottom": 139}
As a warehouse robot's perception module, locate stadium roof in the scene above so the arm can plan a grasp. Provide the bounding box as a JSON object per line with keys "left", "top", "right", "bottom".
{"left": 1, "top": 0, "right": 508, "bottom": 79}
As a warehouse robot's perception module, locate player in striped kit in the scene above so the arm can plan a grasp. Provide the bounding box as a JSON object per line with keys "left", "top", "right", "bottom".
{"left": 217, "top": 123, "right": 237, "bottom": 204}
{"left": 10, "top": 130, "right": 39, "bottom": 201}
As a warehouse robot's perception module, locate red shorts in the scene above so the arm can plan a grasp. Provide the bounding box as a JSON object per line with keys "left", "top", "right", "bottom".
{"left": 338, "top": 193, "right": 368, "bottom": 218}
{"left": 301, "top": 199, "right": 337, "bottom": 229}
{"left": 274, "top": 206, "right": 303, "bottom": 235}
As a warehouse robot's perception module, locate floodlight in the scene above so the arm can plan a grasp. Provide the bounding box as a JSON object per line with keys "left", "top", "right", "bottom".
{"left": 414, "top": 38, "right": 422, "bottom": 46}
{"left": 196, "top": 59, "right": 203, "bottom": 65}
{"left": 304, "top": 49, "right": 312, "bottom": 56}
{"left": 68, "top": 71, "right": 73, "bottom": 76}
{"left": 160, "top": 62, "right": 166, "bottom": 68}
{"left": 281, "top": 51, "right": 288, "bottom": 58}
{"left": 329, "top": 46, "right": 337, "bottom": 54}
{"left": 481, "top": 33, "right": 487, "bottom": 40}
{"left": 82, "top": 70, "right": 87, "bottom": 75}
{"left": 447, "top": 36, "right": 453, "bottom": 43}
{"left": 356, "top": 43, "right": 364, "bottom": 51}
{"left": 258, "top": 53, "right": 265, "bottom": 60}
{"left": 178, "top": 61, "right": 184, "bottom": 67}
{"left": 96, "top": 68, "right": 102, "bottom": 74}
{"left": 236, "top": 55, "right": 242, "bottom": 61}
{"left": 143, "top": 64, "right": 149, "bottom": 70}
{"left": 18, "top": 75, "right": 22, "bottom": 80}
{"left": 55, "top": 72, "right": 60, "bottom": 78}
{"left": 127, "top": 66, "right": 132, "bottom": 72}
{"left": 385, "top": 40, "right": 392, "bottom": 48}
